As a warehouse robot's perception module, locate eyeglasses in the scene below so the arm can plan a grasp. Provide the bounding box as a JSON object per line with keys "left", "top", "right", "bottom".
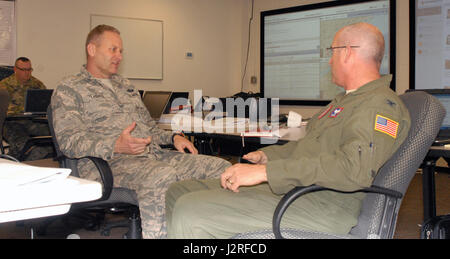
{"left": 15, "top": 66, "right": 33, "bottom": 72}
{"left": 325, "top": 45, "right": 360, "bottom": 57}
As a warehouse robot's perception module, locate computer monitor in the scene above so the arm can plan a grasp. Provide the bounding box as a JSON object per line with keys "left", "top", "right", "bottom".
{"left": 24, "top": 89, "right": 54, "bottom": 115}
{"left": 218, "top": 97, "right": 272, "bottom": 120}
{"left": 412, "top": 89, "right": 450, "bottom": 137}
{"left": 142, "top": 91, "right": 172, "bottom": 119}
{"left": 434, "top": 94, "right": 450, "bottom": 132}
{"left": 261, "top": 0, "right": 395, "bottom": 106}
{"left": 411, "top": 0, "right": 450, "bottom": 90}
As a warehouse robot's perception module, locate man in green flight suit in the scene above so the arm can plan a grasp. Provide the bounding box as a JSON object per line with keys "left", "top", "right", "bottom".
{"left": 0, "top": 57, "right": 51, "bottom": 160}
{"left": 165, "top": 23, "right": 411, "bottom": 238}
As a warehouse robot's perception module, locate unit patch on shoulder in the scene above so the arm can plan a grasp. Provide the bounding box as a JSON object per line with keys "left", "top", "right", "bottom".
{"left": 374, "top": 115, "right": 399, "bottom": 139}
{"left": 329, "top": 107, "right": 344, "bottom": 118}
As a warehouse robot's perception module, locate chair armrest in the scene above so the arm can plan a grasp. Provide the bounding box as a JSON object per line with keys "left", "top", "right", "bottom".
{"left": 59, "top": 156, "right": 114, "bottom": 201}
{"left": 84, "top": 156, "right": 114, "bottom": 201}
{"left": 272, "top": 185, "right": 403, "bottom": 239}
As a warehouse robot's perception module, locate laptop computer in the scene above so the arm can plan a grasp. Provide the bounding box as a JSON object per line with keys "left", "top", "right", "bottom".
{"left": 411, "top": 89, "right": 450, "bottom": 145}
{"left": 24, "top": 89, "right": 53, "bottom": 115}
{"left": 142, "top": 91, "right": 172, "bottom": 120}
{"left": 159, "top": 92, "right": 190, "bottom": 124}
{"left": 162, "top": 92, "right": 190, "bottom": 115}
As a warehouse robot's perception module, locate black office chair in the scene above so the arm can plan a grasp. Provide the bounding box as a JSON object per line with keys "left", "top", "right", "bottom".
{"left": 45, "top": 105, "right": 142, "bottom": 239}
{"left": 233, "top": 91, "right": 445, "bottom": 239}
{"left": 0, "top": 89, "right": 9, "bottom": 154}
{"left": 0, "top": 67, "right": 13, "bottom": 154}
{"left": 17, "top": 134, "right": 54, "bottom": 161}
{"left": 0, "top": 66, "right": 14, "bottom": 81}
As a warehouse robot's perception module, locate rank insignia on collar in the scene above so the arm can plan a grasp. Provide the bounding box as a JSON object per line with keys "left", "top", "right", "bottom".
{"left": 329, "top": 107, "right": 344, "bottom": 118}
{"left": 387, "top": 99, "right": 396, "bottom": 107}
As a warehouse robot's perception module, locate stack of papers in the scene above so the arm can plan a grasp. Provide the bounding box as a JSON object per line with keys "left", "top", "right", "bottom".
{"left": 167, "top": 115, "right": 248, "bottom": 132}
{"left": 203, "top": 117, "right": 247, "bottom": 131}
{"left": 241, "top": 127, "right": 295, "bottom": 138}
{"left": 241, "top": 129, "right": 278, "bottom": 138}
{"left": 0, "top": 159, "right": 71, "bottom": 189}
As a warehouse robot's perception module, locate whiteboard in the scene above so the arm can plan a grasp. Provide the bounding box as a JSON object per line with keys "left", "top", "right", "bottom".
{"left": 91, "top": 14, "right": 163, "bottom": 80}
{"left": 0, "top": 0, "right": 16, "bottom": 66}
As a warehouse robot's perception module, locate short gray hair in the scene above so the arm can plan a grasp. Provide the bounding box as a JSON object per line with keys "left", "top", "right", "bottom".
{"left": 85, "top": 24, "right": 121, "bottom": 57}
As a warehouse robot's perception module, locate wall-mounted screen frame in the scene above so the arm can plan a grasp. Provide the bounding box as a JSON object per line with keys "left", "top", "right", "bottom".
{"left": 410, "top": 0, "right": 450, "bottom": 90}
{"left": 260, "top": 0, "right": 396, "bottom": 106}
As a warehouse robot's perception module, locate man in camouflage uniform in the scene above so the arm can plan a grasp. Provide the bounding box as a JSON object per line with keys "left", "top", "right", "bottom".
{"left": 51, "top": 25, "right": 230, "bottom": 239}
{"left": 0, "top": 57, "right": 52, "bottom": 160}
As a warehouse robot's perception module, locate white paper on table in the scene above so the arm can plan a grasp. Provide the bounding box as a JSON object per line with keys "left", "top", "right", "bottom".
{"left": 0, "top": 159, "right": 71, "bottom": 188}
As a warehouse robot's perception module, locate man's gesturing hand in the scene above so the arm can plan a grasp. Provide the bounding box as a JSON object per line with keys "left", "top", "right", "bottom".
{"left": 114, "top": 122, "right": 152, "bottom": 155}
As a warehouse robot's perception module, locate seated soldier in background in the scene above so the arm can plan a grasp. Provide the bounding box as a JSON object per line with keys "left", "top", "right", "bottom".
{"left": 0, "top": 57, "right": 52, "bottom": 160}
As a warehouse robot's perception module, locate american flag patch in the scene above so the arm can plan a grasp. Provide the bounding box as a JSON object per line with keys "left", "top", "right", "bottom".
{"left": 374, "top": 115, "right": 399, "bottom": 139}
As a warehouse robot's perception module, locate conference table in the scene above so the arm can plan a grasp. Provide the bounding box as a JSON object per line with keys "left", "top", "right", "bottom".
{"left": 0, "top": 176, "right": 102, "bottom": 224}
{"left": 0, "top": 157, "right": 102, "bottom": 224}
{"left": 158, "top": 118, "right": 306, "bottom": 155}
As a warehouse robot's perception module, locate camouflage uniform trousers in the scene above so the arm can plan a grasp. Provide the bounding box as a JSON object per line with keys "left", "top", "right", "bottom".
{"left": 79, "top": 150, "right": 231, "bottom": 239}
{"left": 3, "top": 119, "right": 53, "bottom": 160}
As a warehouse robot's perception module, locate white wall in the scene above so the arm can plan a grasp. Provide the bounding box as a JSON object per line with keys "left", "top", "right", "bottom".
{"left": 15, "top": 0, "right": 245, "bottom": 98}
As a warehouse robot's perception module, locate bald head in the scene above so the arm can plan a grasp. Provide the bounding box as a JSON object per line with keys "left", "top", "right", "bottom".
{"left": 335, "top": 23, "right": 385, "bottom": 67}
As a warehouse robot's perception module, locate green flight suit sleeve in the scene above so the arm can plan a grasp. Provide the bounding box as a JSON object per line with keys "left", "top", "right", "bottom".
{"left": 266, "top": 103, "right": 410, "bottom": 194}
{"left": 260, "top": 140, "right": 300, "bottom": 160}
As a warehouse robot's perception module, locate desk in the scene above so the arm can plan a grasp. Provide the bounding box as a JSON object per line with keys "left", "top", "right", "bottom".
{"left": 158, "top": 122, "right": 306, "bottom": 155}
{"left": 0, "top": 176, "right": 102, "bottom": 223}
{"left": 422, "top": 146, "right": 450, "bottom": 221}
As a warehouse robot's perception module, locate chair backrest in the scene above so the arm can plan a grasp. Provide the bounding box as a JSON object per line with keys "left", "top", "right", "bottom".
{"left": 350, "top": 91, "right": 445, "bottom": 238}
{"left": 0, "top": 66, "right": 14, "bottom": 81}
{"left": 47, "top": 105, "right": 81, "bottom": 177}
{"left": 0, "top": 89, "right": 10, "bottom": 154}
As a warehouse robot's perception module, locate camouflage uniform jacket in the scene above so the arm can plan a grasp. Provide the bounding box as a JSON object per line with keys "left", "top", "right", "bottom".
{"left": 51, "top": 65, "right": 174, "bottom": 162}
{"left": 0, "top": 74, "right": 46, "bottom": 115}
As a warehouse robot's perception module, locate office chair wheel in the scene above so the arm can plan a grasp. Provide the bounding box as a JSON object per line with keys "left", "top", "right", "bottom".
{"left": 123, "top": 216, "right": 142, "bottom": 239}
{"left": 101, "top": 229, "right": 111, "bottom": 237}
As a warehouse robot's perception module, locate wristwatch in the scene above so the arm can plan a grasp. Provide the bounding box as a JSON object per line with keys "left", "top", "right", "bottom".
{"left": 171, "top": 132, "right": 184, "bottom": 143}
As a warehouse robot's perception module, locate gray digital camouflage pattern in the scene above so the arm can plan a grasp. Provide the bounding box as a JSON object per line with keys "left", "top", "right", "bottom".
{"left": 51, "top": 66, "right": 230, "bottom": 238}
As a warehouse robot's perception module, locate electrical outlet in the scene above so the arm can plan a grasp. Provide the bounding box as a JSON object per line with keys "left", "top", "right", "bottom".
{"left": 185, "top": 52, "right": 193, "bottom": 59}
